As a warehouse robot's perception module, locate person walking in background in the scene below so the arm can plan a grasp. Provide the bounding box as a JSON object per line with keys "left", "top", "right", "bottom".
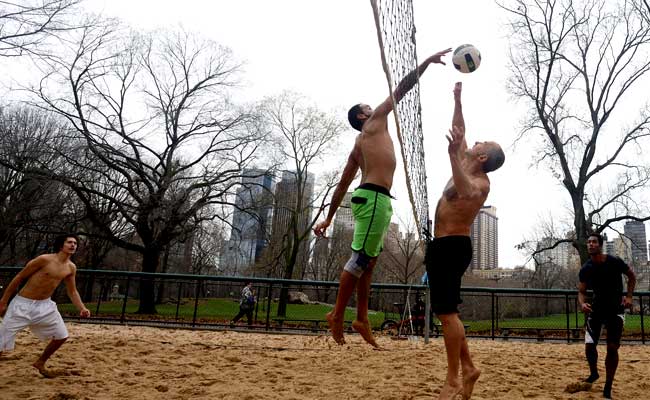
{"left": 230, "top": 282, "right": 255, "bottom": 327}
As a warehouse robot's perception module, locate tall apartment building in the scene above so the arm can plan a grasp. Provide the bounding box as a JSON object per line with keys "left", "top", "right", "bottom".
{"left": 220, "top": 169, "right": 275, "bottom": 274}
{"left": 624, "top": 220, "right": 648, "bottom": 265}
{"left": 332, "top": 192, "right": 354, "bottom": 234}
{"left": 269, "top": 170, "right": 315, "bottom": 277}
{"left": 469, "top": 205, "right": 498, "bottom": 270}
{"left": 535, "top": 237, "right": 573, "bottom": 267}
{"left": 614, "top": 235, "right": 633, "bottom": 265}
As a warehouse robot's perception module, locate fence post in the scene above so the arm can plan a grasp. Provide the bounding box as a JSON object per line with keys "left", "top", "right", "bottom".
{"left": 640, "top": 294, "right": 645, "bottom": 345}
{"left": 265, "top": 282, "right": 273, "bottom": 331}
{"left": 424, "top": 285, "right": 431, "bottom": 344}
{"left": 120, "top": 276, "right": 131, "bottom": 324}
{"left": 565, "top": 293, "right": 570, "bottom": 343}
{"left": 495, "top": 294, "right": 500, "bottom": 331}
{"left": 175, "top": 281, "right": 183, "bottom": 321}
{"left": 192, "top": 278, "right": 200, "bottom": 328}
{"left": 574, "top": 297, "right": 579, "bottom": 328}
{"left": 95, "top": 278, "right": 105, "bottom": 316}
{"left": 491, "top": 291, "right": 495, "bottom": 340}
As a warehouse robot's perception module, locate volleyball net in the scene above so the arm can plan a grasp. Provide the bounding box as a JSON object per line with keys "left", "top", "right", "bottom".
{"left": 370, "top": 0, "right": 430, "bottom": 239}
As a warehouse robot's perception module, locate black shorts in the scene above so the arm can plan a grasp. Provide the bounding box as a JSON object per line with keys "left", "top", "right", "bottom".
{"left": 585, "top": 312, "right": 624, "bottom": 345}
{"left": 425, "top": 236, "right": 472, "bottom": 315}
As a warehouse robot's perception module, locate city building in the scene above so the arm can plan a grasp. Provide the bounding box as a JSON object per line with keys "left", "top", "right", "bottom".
{"left": 268, "top": 170, "right": 315, "bottom": 278}
{"left": 624, "top": 220, "right": 648, "bottom": 265}
{"left": 220, "top": 168, "right": 275, "bottom": 274}
{"left": 469, "top": 205, "right": 498, "bottom": 270}
{"left": 535, "top": 236, "right": 577, "bottom": 268}
{"left": 331, "top": 192, "right": 354, "bottom": 234}
{"left": 613, "top": 235, "right": 633, "bottom": 265}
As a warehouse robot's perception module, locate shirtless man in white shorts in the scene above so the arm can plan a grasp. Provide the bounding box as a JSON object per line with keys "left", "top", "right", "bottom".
{"left": 0, "top": 234, "right": 90, "bottom": 377}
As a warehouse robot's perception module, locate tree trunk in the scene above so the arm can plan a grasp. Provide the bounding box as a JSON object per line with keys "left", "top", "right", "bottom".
{"left": 572, "top": 196, "right": 590, "bottom": 265}
{"left": 137, "top": 250, "right": 161, "bottom": 314}
{"left": 156, "top": 247, "right": 170, "bottom": 305}
{"left": 276, "top": 244, "right": 299, "bottom": 317}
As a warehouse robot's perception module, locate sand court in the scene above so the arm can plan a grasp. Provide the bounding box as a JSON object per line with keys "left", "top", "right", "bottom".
{"left": 1, "top": 323, "right": 650, "bottom": 399}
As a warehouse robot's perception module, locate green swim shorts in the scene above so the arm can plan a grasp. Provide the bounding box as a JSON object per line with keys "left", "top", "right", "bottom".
{"left": 350, "top": 183, "right": 393, "bottom": 258}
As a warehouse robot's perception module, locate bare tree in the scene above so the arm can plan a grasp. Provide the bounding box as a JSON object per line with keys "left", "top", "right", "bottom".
{"left": 29, "top": 23, "right": 265, "bottom": 313}
{"left": 305, "top": 227, "right": 353, "bottom": 303}
{"left": 191, "top": 218, "right": 228, "bottom": 276}
{"left": 258, "top": 91, "right": 346, "bottom": 316}
{"left": 379, "top": 216, "right": 425, "bottom": 285}
{"left": 0, "top": 106, "right": 75, "bottom": 264}
{"left": 0, "top": 0, "right": 81, "bottom": 57}
{"left": 501, "top": 0, "right": 650, "bottom": 263}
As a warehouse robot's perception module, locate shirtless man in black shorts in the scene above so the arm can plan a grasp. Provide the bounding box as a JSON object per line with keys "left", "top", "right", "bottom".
{"left": 578, "top": 233, "right": 636, "bottom": 399}
{"left": 426, "top": 82, "right": 504, "bottom": 399}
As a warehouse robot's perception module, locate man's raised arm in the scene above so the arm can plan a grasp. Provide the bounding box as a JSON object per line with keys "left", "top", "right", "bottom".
{"left": 452, "top": 82, "right": 468, "bottom": 156}
{"left": 446, "top": 125, "right": 485, "bottom": 199}
{"left": 372, "top": 48, "right": 452, "bottom": 119}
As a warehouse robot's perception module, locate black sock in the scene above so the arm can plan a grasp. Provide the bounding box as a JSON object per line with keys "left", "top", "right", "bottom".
{"left": 584, "top": 372, "right": 599, "bottom": 383}
{"left": 603, "top": 383, "right": 612, "bottom": 399}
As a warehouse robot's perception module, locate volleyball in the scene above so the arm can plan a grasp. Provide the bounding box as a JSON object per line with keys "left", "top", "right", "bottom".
{"left": 452, "top": 44, "right": 481, "bottom": 73}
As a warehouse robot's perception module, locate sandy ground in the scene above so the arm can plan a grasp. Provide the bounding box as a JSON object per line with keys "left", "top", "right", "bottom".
{"left": 1, "top": 323, "right": 650, "bottom": 400}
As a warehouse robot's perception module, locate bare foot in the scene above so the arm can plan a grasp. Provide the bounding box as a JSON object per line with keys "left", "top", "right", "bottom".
{"left": 326, "top": 312, "right": 345, "bottom": 345}
{"left": 438, "top": 380, "right": 462, "bottom": 400}
{"left": 33, "top": 362, "right": 55, "bottom": 378}
{"left": 352, "top": 319, "right": 379, "bottom": 348}
{"left": 462, "top": 367, "right": 481, "bottom": 399}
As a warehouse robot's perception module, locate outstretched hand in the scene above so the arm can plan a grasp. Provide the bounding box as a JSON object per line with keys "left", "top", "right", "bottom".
{"left": 313, "top": 220, "right": 331, "bottom": 238}
{"left": 427, "top": 48, "right": 452, "bottom": 65}
{"left": 446, "top": 124, "right": 465, "bottom": 156}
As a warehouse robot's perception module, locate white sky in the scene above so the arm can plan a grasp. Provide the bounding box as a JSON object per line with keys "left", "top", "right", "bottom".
{"left": 9, "top": 0, "right": 648, "bottom": 267}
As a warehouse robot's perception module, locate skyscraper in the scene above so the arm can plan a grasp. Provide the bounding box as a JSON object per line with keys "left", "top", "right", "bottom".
{"left": 624, "top": 220, "right": 648, "bottom": 265}
{"left": 469, "top": 205, "right": 498, "bottom": 270}
{"left": 535, "top": 237, "right": 573, "bottom": 267}
{"left": 220, "top": 169, "right": 275, "bottom": 274}
{"left": 332, "top": 192, "right": 354, "bottom": 234}
{"left": 268, "top": 170, "right": 315, "bottom": 278}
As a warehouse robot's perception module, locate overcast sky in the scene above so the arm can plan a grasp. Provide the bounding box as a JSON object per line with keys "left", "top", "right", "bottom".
{"left": 20, "top": 0, "right": 648, "bottom": 267}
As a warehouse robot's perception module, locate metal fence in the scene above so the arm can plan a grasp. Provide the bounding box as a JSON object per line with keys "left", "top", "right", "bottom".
{"left": 1, "top": 267, "right": 647, "bottom": 344}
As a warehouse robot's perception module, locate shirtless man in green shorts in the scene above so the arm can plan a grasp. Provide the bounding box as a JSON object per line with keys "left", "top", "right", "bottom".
{"left": 313, "top": 47, "right": 451, "bottom": 347}
{"left": 0, "top": 234, "right": 91, "bottom": 377}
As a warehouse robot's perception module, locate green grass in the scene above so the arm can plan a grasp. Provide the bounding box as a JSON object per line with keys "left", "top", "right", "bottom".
{"left": 58, "top": 298, "right": 387, "bottom": 327}
{"left": 466, "top": 313, "right": 645, "bottom": 334}
{"left": 58, "top": 300, "right": 647, "bottom": 334}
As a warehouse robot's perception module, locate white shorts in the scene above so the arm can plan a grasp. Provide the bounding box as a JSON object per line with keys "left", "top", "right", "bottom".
{"left": 0, "top": 295, "right": 69, "bottom": 351}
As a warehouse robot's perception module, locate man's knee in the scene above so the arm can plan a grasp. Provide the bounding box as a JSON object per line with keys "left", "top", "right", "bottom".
{"left": 606, "top": 342, "right": 620, "bottom": 353}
